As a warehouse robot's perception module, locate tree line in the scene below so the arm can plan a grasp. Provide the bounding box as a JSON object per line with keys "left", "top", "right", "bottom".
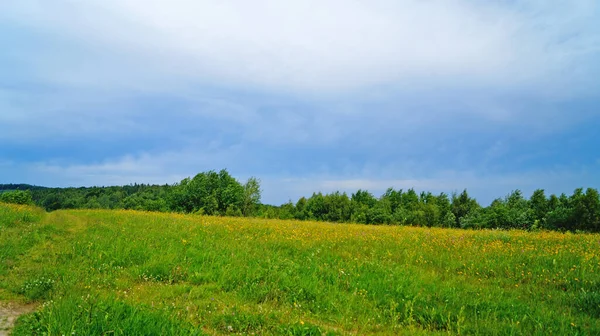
{"left": 263, "top": 188, "right": 599, "bottom": 232}
{"left": 1, "top": 170, "right": 599, "bottom": 232}
{"left": 0, "top": 170, "right": 262, "bottom": 217}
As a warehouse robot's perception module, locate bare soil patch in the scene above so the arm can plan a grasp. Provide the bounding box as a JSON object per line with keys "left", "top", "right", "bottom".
{"left": 0, "top": 302, "right": 36, "bottom": 336}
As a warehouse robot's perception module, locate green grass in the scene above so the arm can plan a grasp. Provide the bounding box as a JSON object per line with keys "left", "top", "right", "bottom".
{"left": 1, "top": 204, "right": 599, "bottom": 335}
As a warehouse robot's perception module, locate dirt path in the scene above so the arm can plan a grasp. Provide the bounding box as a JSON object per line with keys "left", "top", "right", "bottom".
{"left": 0, "top": 302, "right": 36, "bottom": 336}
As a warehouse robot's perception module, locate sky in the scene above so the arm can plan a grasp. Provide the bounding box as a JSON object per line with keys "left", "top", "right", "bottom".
{"left": 1, "top": 0, "right": 599, "bottom": 205}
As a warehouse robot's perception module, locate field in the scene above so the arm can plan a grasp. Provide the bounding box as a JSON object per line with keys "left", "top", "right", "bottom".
{"left": 1, "top": 204, "right": 599, "bottom": 335}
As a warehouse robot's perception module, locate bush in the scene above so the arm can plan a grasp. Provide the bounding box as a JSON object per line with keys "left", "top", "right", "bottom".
{"left": 0, "top": 190, "right": 33, "bottom": 205}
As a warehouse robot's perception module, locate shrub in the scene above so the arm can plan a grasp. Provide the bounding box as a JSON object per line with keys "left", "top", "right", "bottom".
{"left": 0, "top": 190, "right": 33, "bottom": 205}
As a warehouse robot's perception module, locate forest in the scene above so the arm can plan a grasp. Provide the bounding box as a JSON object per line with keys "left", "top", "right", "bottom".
{"left": 1, "top": 169, "right": 599, "bottom": 232}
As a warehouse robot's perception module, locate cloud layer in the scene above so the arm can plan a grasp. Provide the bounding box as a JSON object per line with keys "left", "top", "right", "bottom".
{"left": 2, "top": 0, "right": 599, "bottom": 94}
{"left": 1, "top": 0, "right": 599, "bottom": 205}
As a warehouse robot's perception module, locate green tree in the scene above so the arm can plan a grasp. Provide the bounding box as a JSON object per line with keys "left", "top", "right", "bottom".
{"left": 452, "top": 190, "right": 479, "bottom": 228}
{"left": 529, "top": 189, "right": 548, "bottom": 224}
{"left": 242, "top": 177, "right": 262, "bottom": 217}
{"left": 168, "top": 170, "right": 245, "bottom": 215}
{"left": 295, "top": 197, "right": 309, "bottom": 220}
{"left": 402, "top": 189, "right": 420, "bottom": 212}
{"left": 546, "top": 193, "right": 569, "bottom": 231}
{"left": 381, "top": 188, "right": 403, "bottom": 215}
{"left": 306, "top": 193, "right": 326, "bottom": 220}
{"left": 505, "top": 190, "right": 534, "bottom": 230}
{"left": 436, "top": 193, "right": 453, "bottom": 227}
{"left": 323, "top": 192, "right": 352, "bottom": 222}
{"left": 570, "top": 188, "right": 600, "bottom": 231}
{"left": 351, "top": 190, "right": 377, "bottom": 224}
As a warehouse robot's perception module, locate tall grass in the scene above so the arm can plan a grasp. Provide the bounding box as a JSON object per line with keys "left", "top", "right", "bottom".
{"left": 1, "top": 205, "right": 599, "bottom": 335}
{"left": 0, "top": 204, "right": 55, "bottom": 287}
{"left": 12, "top": 295, "right": 202, "bottom": 336}
{"left": 0, "top": 203, "right": 44, "bottom": 229}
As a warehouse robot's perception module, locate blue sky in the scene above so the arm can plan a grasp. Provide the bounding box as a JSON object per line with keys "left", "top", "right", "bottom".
{"left": 1, "top": 0, "right": 599, "bottom": 205}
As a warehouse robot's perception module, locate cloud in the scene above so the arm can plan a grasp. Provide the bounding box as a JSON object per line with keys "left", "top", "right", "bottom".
{"left": 16, "top": 148, "right": 236, "bottom": 187}
{"left": 2, "top": 0, "right": 598, "bottom": 95}
{"left": 2, "top": 1, "right": 598, "bottom": 142}
{"left": 3, "top": 128, "right": 598, "bottom": 206}
{"left": 1, "top": 0, "right": 599, "bottom": 206}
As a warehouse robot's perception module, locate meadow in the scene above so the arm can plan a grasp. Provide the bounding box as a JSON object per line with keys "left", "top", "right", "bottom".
{"left": 0, "top": 203, "right": 599, "bottom": 335}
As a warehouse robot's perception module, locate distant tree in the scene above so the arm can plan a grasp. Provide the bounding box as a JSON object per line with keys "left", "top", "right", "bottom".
{"left": 295, "top": 197, "right": 309, "bottom": 220}
{"left": 306, "top": 193, "right": 326, "bottom": 220}
{"left": 546, "top": 193, "right": 570, "bottom": 231}
{"left": 402, "top": 189, "right": 420, "bottom": 212}
{"left": 566, "top": 188, "right": 586, "bottom": 231}
{"left": 452, "top": 190, "right": 479, "bottom": 228}
{"left": 505, "top": 190, "right": 534, "bottom": 230}
{"left": 351, "top": 203, "right": 369, "bottom": 224}
{"left": 323, "top": 192, "right": 352, "bottom": 222}
{"left": 168, "top": 170, "right": 245, "bottom": 215}
{"left": 381, "top": 188, "right": 403, "bottom": 214}
{"left": 351, "top": 190, "right": 377, "bottom": 224}
{"left": 242, "top": 177, "right": 262, "bottom": 217}
{"left": 4, "top": 169, "right": 600, "bottom": 233}
{"left": 367, "top": 203, "right": 392, "bottom": 224}
{"left": 569, "top": 188, "right": 600, "bottom": 231}
{"left": 583, "top": 188, "right": 600, "bottom": 232}
{"left": 352, "top": 190, "right": 377, "bottom": 208}
{"left": 41, "top": 193, "right": 66, "bottom": 211}
{"left": 278, "top": 201, "right": 296, "bottom": 220}
{"left": 436, "top": 193, "right": 454, "bottom": 227}
{"left": 168, "top": 177, "right": 194, "bottom": 213}
{"left": 218, "top": 169, "right": 244, "bottom": 214}
{"left": 442, "top": 211, "right": 457, "bottom": 228}
{"left": 422, "top": 203, "right": 440, "bottom": 227}
{"left": 529, "top": 189, "right": 548, "bottom": 224}
{"left": 459, "top": 208, "right": 486, "bottom": 229}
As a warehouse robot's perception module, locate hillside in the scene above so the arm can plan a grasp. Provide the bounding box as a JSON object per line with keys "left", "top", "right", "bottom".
{"left": 1, "top": 204, "right": 599, "bottom": 335}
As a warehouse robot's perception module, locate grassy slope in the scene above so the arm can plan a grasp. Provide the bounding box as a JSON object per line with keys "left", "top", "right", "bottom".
{"left": 1, "top": 204, "right": 599, "bottom": 335}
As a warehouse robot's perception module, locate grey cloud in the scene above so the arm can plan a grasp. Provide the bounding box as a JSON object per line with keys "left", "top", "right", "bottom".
{"left": 2, "top": 0, "right": 598, "bottom": 95}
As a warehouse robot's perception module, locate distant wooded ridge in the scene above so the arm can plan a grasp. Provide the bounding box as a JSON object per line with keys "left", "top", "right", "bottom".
{"left": 1, "top": 170, "right": 599, "bottom": 232}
